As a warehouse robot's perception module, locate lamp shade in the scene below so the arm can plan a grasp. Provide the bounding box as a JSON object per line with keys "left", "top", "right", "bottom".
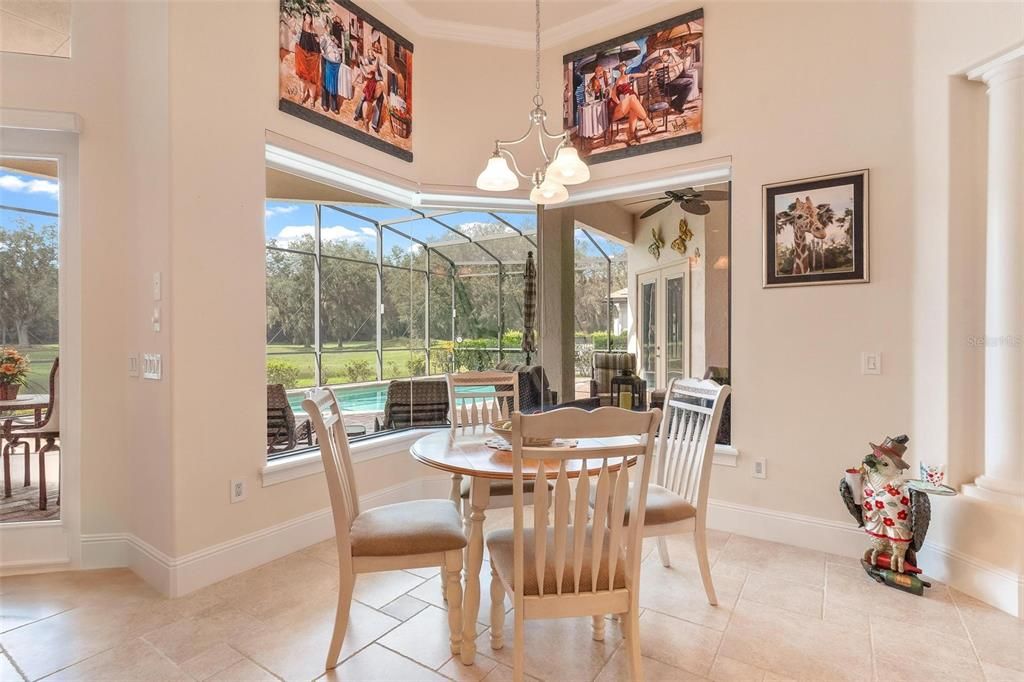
{"left": 545, "top": 147, "right": 590, "bottom": 185}
{"left": 530, "top": 177, "right": 568, "bottom": 205}
{"left": 475, "top": 155, "right": 519, "bottom": 192}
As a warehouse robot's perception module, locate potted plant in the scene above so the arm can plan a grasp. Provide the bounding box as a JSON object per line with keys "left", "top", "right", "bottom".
{"left": 0, "top": 348, "right": 30, "bottom": 400}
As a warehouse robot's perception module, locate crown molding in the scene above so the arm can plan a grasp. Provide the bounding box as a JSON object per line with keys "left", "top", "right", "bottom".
{"left": 386, "top": 0, "right": 679, "bottom": 50}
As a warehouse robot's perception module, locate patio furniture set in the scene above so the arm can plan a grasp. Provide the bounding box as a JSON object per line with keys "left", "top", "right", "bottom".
{"left": 1, "top": 358, "right": 61, "bottom": 511}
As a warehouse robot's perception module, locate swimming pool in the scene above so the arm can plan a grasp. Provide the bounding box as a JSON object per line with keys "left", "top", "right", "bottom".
{"left": 287, "top": 381, "right": 495, "bottom": 414}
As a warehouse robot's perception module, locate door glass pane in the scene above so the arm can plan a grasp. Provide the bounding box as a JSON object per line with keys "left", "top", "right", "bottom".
{"left": 640, "top": 281, "right": 657, "bottom": 386}
{"left": 665, "top": 276, "right": 685, "bottom": 383}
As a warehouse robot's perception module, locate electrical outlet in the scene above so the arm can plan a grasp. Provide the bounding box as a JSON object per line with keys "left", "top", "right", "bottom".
{"left": 128, "top": 353, "right": 139, "bottom": 377}
{"left": 230, "top": 479, "right": 247, "bottom": 503}
{"left": 753, "top": 457, "right": 767, "bottom": 479}
{"left": 861, "top": 352, "right": 881, "bottom": 375}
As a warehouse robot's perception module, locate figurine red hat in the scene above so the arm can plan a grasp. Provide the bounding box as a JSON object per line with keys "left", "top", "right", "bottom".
{"left": 869, "top": 435, "right": 910, "bottom": 470}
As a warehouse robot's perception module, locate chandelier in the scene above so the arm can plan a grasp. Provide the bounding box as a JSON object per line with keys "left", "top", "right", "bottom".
{"left": 475, "top": 0, "right": 590, "bottom": 205}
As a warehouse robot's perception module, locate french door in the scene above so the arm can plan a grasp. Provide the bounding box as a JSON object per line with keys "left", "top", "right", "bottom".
{"left": 637, "top": 265, "right": 689, "bottom": 391}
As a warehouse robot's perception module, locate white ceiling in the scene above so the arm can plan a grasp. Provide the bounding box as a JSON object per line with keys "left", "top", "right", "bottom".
{"left": 408, "top": 0, "right": 617, "bottom": 33}
{"left": 612, "top": 182, "right": 729, "bottom": 215}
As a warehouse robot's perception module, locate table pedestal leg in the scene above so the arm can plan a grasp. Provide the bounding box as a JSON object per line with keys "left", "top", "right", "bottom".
{"left": 460, "top": 478, "right": 490, "bottom": 665}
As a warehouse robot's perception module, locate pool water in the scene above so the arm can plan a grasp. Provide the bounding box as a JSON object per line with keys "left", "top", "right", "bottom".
{"left": 287, "top": 381, "right": 496, "bottom": 415}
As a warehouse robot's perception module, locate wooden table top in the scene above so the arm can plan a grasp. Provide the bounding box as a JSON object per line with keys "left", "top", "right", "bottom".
{"left": 410, "top": 428, "right": 638, "bottom": 480}
{"left": 0, "top": 394, "right": 48, "bottom": 411}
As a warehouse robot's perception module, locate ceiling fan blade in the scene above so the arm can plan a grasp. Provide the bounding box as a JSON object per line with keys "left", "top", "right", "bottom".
{"left": 695, "top": 189, "right": 730, "bottom": 201}
{"left": 680, "top": 199, "right": 711, "bottom": 215}
{"left": 623, "top": 198, "right": 662, "bottom": 206}
{"left": 640, "top": 200, "right": 673, "bottom": 219}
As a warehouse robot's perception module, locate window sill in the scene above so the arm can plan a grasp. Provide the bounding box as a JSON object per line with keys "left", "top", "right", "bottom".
{"left": 261, "top": 429, "right": 430, "bottom": 487}
{"left": 713, "top": 444, "right": 739, "bottom": 467}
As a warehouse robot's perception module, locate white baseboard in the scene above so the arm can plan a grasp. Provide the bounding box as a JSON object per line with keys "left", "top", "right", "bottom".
{"left": 707, "top": 498, "right": 1022, "bottom": 618}
{"left": 80, "top": 475, "right": 450, "bottom": 597}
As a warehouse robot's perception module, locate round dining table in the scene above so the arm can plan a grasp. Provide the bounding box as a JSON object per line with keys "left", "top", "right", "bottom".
{"left": 410, "top": 427, "right": 638, "bottom": 665}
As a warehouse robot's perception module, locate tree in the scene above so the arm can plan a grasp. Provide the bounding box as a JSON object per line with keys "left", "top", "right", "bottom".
{"left": 280, "top": 0, "right": 333, "bottom": 20}
{"left": 0, "top": 221, "right": 59, "bottom": 346}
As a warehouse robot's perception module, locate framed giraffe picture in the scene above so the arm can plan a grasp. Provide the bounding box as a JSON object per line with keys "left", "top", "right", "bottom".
{"left": 763, "top": 169, "right": 869, "bottom": 288}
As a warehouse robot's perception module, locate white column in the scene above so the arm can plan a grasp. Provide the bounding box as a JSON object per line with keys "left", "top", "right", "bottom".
{"left": 963, "top": 46, "right": 1024, "bottom": 508}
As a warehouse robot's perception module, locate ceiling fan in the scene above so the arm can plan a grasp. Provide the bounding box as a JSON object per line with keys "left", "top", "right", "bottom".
{"left": 626, "top": 187, "right": 729, "bottom": 218}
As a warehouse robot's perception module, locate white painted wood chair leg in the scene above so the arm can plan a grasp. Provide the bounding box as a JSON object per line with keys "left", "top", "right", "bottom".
{"left": 694, "top": 524, "right": 718, "bottom": 606}
{"left": 490, "top": 564, "right": 505, "bottom": 650}
{"left": 618, "top": 612, "right": 629, "bottom": 639}
{"left": 460, "top": 479, "right": 490, "bottom": 665}
{"left": 657, "top": 535, "right": 671, "bottom": 567}
{"left": 445, "top": 550, "right": 464, "bottom": 655}
{"left": 326, "top": 570, "right": 354, "bottom": 670}
{"left": 591, "top": 615, "right": 605, "bottom": 641}
{"left": 625, "top": 608, "right": 643, "bottom": 681}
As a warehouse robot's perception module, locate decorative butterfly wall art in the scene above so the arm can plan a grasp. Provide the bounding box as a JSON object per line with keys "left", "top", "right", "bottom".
{"left": 648, "top": 226, "right": 665, "bottom": 260}
{"left": 670, "top": 217, "right": 694, "bottom": 255}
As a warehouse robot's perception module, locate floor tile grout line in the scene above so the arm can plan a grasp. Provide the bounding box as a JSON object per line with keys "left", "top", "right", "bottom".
{"left": 1, "top": 646, "right": 28, "bottom": 682}
{"left": 867, "top": 612, "right": 878, "bottom": 682}
{"left": 32, "top": 640, "right": 123, "bottom": 681}
{"left": 0, "top": 605, "right": 76, "bottom": 636}
{"left": 949, "top": 588, "right": 987, "bottom": 674}
{"left": 375, "top": 639, "right": 462, "bottom": 679}
{"left": 706, "top": 569, "right": 748, "bottom": 681}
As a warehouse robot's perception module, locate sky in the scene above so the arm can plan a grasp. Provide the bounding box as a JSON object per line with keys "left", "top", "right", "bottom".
{"left": 0, "top": 170, "right": 60, "bottom": 234}
{"left": 263, "top": 202, "right": 538, "bottom": 253}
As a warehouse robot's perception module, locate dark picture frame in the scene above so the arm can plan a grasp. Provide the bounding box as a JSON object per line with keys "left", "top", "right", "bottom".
{"left": 279, "top": 0, "right": 414, "bottom": 162}
{"left": 562, "top": 7, "right": 704, "bottom": 165}
{"left": 763, "top": 170, "right": 869, "bottom": 288}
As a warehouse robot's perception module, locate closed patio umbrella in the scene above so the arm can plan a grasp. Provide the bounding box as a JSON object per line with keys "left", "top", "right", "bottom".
{"left": 521, "top": 250, "right": 538, "bottom": 364}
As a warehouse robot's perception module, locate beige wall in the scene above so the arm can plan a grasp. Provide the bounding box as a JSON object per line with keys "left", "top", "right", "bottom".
{"left": 2, "top": 0, "right": 1021, "bottom": 579}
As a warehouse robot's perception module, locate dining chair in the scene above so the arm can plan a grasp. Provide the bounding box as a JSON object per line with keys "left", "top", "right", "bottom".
{"left": 487, "top": 406, "right": 661, "bottom": 681}
{"left": 636, "top": 377, "right": 730, "bottom": 605}
{"left": 302, "top": 389, "right": 467, "bottom": 670}
{"left": 2, "top": 358, "right": 60, "bottom": 509}
{"left": 447, "top": 370, "right": 546, "bottom": 516}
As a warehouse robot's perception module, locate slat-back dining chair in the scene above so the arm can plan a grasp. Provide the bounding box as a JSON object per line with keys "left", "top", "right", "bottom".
{"left": 487, "top": 406, "right": 661, "bottom": 682}
{"left": 645, "top": 377, "right": 730, "bottom": 605}
{"left": 303, "top": 389, "right": 467, "bottom": 671}
{"left": 447, "top": 371, "right": 546, "bottom": 516}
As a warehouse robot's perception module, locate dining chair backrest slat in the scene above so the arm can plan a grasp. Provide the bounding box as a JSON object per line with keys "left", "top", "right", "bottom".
{"left": 510, "top": 407, "right": 661, "bottom": 599}
{"left": 656, "top": 378, "right": 730, "bottom": 508}
{"left": 447, "top": 371, "right": 519, "bottom": 436}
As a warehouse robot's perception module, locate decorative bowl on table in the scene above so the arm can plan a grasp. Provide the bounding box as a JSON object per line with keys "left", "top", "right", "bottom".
{"left": 488, "top": 421, "right": 555, "bottom": 447}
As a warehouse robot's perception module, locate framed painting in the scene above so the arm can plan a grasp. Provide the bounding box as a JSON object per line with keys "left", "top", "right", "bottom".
{"left": 763, "top": 170, "right": 869, "bottom": 288}
{"left": 279, "top": 0, "right": 413, "bottom": 161}
{"left": 562, "top": 8, "right": 704, "bottom": 165}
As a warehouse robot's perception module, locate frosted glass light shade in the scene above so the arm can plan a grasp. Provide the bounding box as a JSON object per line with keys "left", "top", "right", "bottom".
{"left": 545, "top": 147, "right": 590, "bottom": 185}
{"left": 529, "top": 178, "right": 568, "bottom": 205}
{"left": 475, "top": 155, "right": 519, "bottom": 191}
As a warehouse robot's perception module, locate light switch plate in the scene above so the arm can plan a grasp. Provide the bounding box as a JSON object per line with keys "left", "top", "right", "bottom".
{"left": 753, "top": 457, "right": 767, "bottom": 479}
{"left": 143, "top": 353, "right": 162, "bottom": 380}
{"left": 128, "top": 353, "right": 139, "bottom": 377}
{"left": 152, "top": 272, "right": 162, "bottom": 301}
{"left": 861, "top": 352, "right": 881, "bottom": 375}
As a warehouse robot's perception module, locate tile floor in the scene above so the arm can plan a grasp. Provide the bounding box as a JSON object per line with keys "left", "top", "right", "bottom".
{"left": 1, "top": 510, "right": 1022, "bottom": 681}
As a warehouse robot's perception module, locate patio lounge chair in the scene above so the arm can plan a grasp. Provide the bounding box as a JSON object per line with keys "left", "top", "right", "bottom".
{"left": 375, "top": 377, "right": 450, "bottom": 432}
{"left": 267, "top": 383, "right": 313, "bottom": 454}
{"left": 589, "top": 351, "right": 637, "bottom": 405}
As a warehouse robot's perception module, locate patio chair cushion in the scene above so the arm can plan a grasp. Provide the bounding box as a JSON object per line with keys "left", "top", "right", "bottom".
{"left": 350, "top": 500, "right": 467, "bottom": 557}
{"left": 589, "top": 483, "right": 696, "bottom": 526}
{"left": 487, "top": 526, "right": 627, "bottom": 596}
{"left": 459, "top": 477, "right": 553, "bottom": 499}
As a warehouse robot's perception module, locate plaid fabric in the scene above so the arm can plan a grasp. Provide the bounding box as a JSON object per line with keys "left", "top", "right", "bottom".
{"left": 521, "top": 251, "right": 537, "bottom": 355}
{"left": 591, "top": 351, "right": 636, "bottom": 397}
{"left": 267, "top": 384, "right": 311, "bottom": 452}
{"left": 494, "top": 360, "right": 551, "bottom": 412}
{"left": 382, "top": 377, "right": 450, "bottom": 429}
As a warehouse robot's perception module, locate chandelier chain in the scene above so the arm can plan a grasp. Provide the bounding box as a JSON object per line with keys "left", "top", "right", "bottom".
{"left": 534, "top": 0, "right": 541, "bottom": 99}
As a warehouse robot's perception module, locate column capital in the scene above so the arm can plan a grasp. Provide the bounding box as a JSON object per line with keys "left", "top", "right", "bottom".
{"left": 967, "top": 42, "right": 1024, "bottom": 87}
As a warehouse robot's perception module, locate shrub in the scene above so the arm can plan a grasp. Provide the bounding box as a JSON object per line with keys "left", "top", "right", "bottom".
{"left": 343, "top": 359, "right": 374, "bottom": 383}
{"left": 266, "top": 359, "right": 301, "bottom": 389}
{"left": 407, "top": 354, "right": 426, "bottom": 376}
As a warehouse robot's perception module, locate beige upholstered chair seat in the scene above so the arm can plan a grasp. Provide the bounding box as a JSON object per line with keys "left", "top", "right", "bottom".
{"left": 350, "top": 500, "right": 467, "bottom": 557}
{"left": 459, "top": 477, "right": 552, "bottom": 499}
{"left": 487, "top": 526, "right": 627, "bottom": 596}
{"left": 590, "top": 483, "right": 696, "bottom": 526}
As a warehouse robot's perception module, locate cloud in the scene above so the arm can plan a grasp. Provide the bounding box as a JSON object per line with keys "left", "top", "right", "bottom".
{"left": 360, "top": 227, "right": 377, "bottom": 237}
{"left": 272, "top": 224, "right": 369, "bottom": 246}
{"left": 0, "top": 174, "right": 59, "bottom": 197}
{"left": 265, "top": 205, "right": 298, "bottom": 218}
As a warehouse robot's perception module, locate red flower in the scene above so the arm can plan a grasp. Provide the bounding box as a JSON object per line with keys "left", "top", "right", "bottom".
{"left": 897, "top": 510, "right": 908, "bottom": 520}
{"left": 864, "top": 488, "right": 874, "bottom": 498}
{"left": 875, "top": 500, "right": 885, "bottom": 509}
{"left": 900, "top": 496, "right": 910, "bottom": 505}
{"left": 886, "top": 485, "right": 900, "bottom": 496}
{"left": 883, "top": 518, "right": 895, "bottom": 527}
{"left": 863, "top": 501, "right": 872, "bottom": 511}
